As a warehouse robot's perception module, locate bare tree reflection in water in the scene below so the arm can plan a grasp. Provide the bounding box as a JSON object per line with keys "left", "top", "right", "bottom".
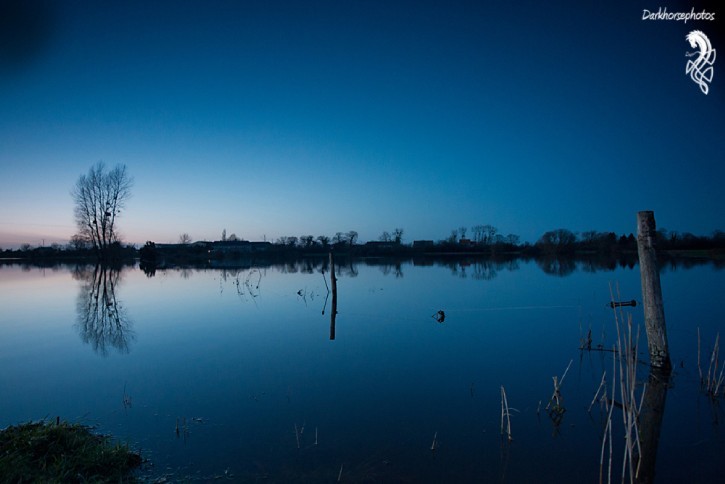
{"left": 536, "top": 256, "right": 577, "bottom": 277}
{"left": 377, "top": 262, "right": 404, "bottom": 278}
{"left": 471, "top": 259, "right": 504, "bottom": 281}
{"left": 74, "top": 264, "right": 134, "bottom": 356}
{"left": 300, "top": 259, "right": 316, "bottom": 274}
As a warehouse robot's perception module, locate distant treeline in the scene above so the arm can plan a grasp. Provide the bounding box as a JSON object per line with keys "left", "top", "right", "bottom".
{"left": 0, "top": 241, "right": 136, "bottom": 262}
{"left": 2, "top": 227, "right": 723, "bottom": 262}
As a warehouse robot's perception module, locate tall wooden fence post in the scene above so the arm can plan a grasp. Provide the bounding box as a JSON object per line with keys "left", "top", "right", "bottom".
{"left": 636, "top": 211, "right": 671, "bottom": 371}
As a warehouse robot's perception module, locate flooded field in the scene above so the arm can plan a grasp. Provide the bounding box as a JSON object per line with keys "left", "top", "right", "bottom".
{"left": 1, "top": 257, "right": 723, "bottom": 482}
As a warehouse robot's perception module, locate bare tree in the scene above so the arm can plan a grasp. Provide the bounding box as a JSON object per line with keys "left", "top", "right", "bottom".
{"left": 72, "top": 162, "right": 132, "bottom": 258}
{"left": 379, "top": 231, "right": 391, "bottom": 242}
{"left": 300, "top": 235, "right": 315, "bottom": 248}
{"left": 536, "top": 228, "right": 577, "bottom": 253}
{"left": 506, "top": 234, "right": 520, "bottom": 246}
{"left": 458, "top": 226, "right": 467, "bottom": 239}
{"left": 393, "top": 228, "right": 404, "bottom": 244}
{"left": 221, "top": 229, "right": 227, "bottom": 242}
{"left": 448, "top": 230, "right": 458, "bottom": 244}
{"left": 317, "top": 235, "right": 330, "bottom": 247}
{"left": 482, "top": 224, "right": 497, "bottom": 245}
{"left": 179, "top": 233, "right": 192, "bottom": 244}
{"left": 346, "top": 230, "right": 358, "bottom": 247}
{"left": 333, "top": 232, "right": 345, "bottom": 244}
{"left": 69, "top": 234, "right": 91, "bottom": 250}
{"left": 472, "top": 225, "right": 485, "bottom": 244}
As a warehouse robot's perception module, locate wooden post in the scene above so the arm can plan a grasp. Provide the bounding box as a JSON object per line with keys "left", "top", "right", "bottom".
{"left": 329, "top": 251, "right": 337, "bottom": 340}
{"left": 636, "top": 211, "right": 671, "bottom": 371}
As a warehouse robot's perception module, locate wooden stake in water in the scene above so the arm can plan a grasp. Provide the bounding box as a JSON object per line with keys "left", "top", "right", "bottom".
{"left": 330, "top": 251, "right": 338, "bottom": 340}
{"left": 698, "top": 327, "right": 703, "bottom": 383}
{"left": 636, "top": 211, "right": 671, "bottom": 371}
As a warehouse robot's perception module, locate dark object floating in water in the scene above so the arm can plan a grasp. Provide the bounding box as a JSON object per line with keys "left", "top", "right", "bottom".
{"left": 432, "top": 310, "right": 445, "bottom": 323}
{"left": 609, "top": 300, "right": 637, "bottom": 308}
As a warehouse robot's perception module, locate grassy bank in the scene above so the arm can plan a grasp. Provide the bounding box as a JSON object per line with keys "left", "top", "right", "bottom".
{"left": 0, "top": 419, "right": 141, "bottom": 483}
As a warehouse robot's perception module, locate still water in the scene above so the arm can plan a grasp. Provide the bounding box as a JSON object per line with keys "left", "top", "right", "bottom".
{"left": 1, "top": 257, "right": 724, "bottom": 482}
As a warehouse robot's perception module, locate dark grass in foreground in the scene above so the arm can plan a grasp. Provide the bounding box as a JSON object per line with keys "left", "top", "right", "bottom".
{"left": 0, "top": 419, "right": 141, "bottom": 483}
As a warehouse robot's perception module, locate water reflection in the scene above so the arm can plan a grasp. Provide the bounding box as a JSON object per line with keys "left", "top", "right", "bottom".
{"left": 378, "top": 261, "right": 404, "bottom": 278}
{"left": 435, "top": 256, "right": 518, "bottom": 280}
{"left": 636, "top": 368, "right": 670, "bottom": 484}
{"left": 1, "top": 256, "right": 723, "bottom": 482}
{"left": 73, "top": 264, "right": 134, "bottom": 356}
{"left": 7, "top": 252, "right": 716, "bottom": 281}
{"left": 328, "top": 253, "right": 338, "bottom": 340}
{"left": 536, "top": 256, "right": 577, "bottom": 277}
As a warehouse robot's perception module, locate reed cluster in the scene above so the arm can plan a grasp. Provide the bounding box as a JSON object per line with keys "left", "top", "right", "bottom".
{"left": 597, "top": 286, "right": 647, "bottom": 484}
{"left": 698, "top": 329, "right": 724, "bottom": 398}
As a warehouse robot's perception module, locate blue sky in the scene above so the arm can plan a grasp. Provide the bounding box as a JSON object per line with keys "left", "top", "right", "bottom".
{"left": 1, "top": 0, "right": 723, "bottom": 247}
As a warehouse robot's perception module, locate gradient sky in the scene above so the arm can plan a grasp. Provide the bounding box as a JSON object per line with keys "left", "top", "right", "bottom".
{"left": 1, "top": 0, "right": 723, "bottom": 247}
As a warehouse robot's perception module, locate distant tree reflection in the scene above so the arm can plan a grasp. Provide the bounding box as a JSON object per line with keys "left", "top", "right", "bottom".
{"left": 74, "top": 264, "right": 134, "bottom": 356}
{"left": 536, "top": 256, "right": 577, "bottom": 277}
{"left": 471, "top": 260, "right": 499, "bottom": 280}
{"left": 377, "top": 261, "right": 404, "bottom": 278}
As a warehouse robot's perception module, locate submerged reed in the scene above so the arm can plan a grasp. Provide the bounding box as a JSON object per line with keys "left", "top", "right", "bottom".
{"left": 699, "top": 329, "right": 724, "bottom": 398}
{"left": 598, "top": 284, "right": 647, "bottom": 483}
{"left": 546, "top": 359, "right": 573, "bottom": 424}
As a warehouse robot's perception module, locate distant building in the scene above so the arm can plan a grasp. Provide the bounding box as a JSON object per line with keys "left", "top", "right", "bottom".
{"left": 364, "top": 241, "right": 396, "bottom": 249}
{"left": 412, "top": 240, "right": 434, "bottom": 249}
{"left": 212, "top": 240, "right": 252, "bottom": 253}
{"left": 250, "top": 241, "right": 272, "bottom": 252}
{"left": 362, "top": 241, "right": 398, "bottom": 254}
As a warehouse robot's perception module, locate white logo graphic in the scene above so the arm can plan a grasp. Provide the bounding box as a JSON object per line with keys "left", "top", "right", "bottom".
{"left": 685, "top": 30, "right": 716, "bottom": 94}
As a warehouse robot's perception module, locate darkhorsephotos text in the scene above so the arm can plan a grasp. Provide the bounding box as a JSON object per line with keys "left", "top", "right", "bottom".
{"left": 642, "top": 7, "right": 715, "bottom": 23}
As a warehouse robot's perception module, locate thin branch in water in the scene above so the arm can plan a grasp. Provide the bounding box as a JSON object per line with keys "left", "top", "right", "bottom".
{"left": 500, "top": 386, "right": 512, "bottom": 442}
{"left": 588, "top": 371, "right": 607, "bottom": 413}
{"left": 698, "top": 327, "right": 703, "bottom": 384}
{"left": 322, "top": 269, "right": 330, "bottom": 293}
